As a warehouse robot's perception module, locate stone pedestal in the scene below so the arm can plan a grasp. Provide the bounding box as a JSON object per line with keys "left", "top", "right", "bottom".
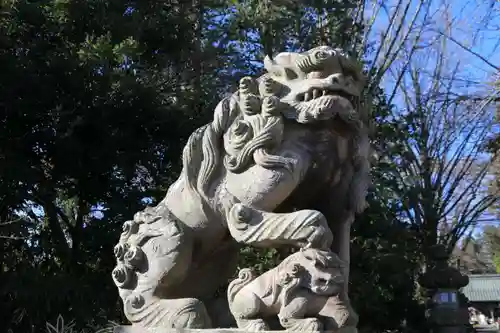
{"left": 113, "top": 327, "right": 358, "bottom": 333}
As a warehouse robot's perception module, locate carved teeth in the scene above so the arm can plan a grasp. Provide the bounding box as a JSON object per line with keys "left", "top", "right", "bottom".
{"left": 312, "top": 89, "right": 320, "bottom": 99}
{"left": 297, "top": 88, "right": 355, "bottom": 104}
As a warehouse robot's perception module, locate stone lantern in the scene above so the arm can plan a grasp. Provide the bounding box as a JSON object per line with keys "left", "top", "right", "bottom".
{"left": 418, "top": 244, "right": 470, "bottom": 333}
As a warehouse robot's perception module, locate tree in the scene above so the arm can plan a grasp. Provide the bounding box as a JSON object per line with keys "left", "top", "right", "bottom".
{"left": 486, "top": 84, "right": 500, "bottom": 218}
{"left": 0, "top": 0, "right": 226, "bottom": 331}
{"left": 212, "top": 0, "right": 363, "bottom": 68}
{"left": 383, "top": 39, "right": 499, "bottom": 260}
{"left": 352, "top": 0, "right": 500, "bottom": 261}
{"left": 479, "top": 225, "right": 500, "bottom": 272}
{"left": 452, "top": 230, "right": 497, "bottom": 274}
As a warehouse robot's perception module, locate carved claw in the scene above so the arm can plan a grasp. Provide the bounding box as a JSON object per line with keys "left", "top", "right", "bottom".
{"left": 237, "top": 318, "right": 270, "bottom": 331}
{"left": 133, "top": 211, "right": 162, "bottom": 224}
{"left": 304, "top": 226, "right": 333, "bottom": 251}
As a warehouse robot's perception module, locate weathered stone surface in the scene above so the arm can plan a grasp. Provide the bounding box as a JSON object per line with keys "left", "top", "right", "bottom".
{"left": 111, "top": 45, "right": 369, "bottom": 331}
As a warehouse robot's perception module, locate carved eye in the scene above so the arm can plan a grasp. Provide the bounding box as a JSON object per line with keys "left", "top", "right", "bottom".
{"left": 313, "top": 50, "right": 330, "bottom": 61}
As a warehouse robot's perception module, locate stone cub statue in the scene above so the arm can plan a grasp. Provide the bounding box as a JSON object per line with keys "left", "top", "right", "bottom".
{"left": 227, "top": 248, "right": 358, "bottom": 331}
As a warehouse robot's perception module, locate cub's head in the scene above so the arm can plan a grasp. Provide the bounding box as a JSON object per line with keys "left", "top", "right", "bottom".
{"left": 280, "top": 248, "right": 346, "bottom": 296}
{"left": 300, "top": 248, "right": 346, "bottom": 296}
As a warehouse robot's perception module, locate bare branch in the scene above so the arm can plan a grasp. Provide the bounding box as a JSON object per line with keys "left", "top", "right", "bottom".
{"left": 384, "top": 17, "right": 499, "bottom": 252}
{"left": 0, "top": 235, "right": 28, "bottom": 240}
{"left": 0, "top": 218, "right": 24, "bottom": 226}
{"left": 434, "top": 30, "right": 500, "bottom": 71}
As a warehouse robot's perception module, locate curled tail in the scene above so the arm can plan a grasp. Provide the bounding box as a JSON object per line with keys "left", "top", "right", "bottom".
{"left": 227, "top": 268, "right": 256, "bottom": 307}
{"left": 112, "top": 205, "right": 208, "bottom": 328}
{"left": 112, "top": 206, "right": 189, "bottom": 299}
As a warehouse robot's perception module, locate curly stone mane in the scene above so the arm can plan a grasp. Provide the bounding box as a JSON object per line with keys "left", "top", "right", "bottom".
{"left": 180, "top": 89, "right": 291, "bottom": 206}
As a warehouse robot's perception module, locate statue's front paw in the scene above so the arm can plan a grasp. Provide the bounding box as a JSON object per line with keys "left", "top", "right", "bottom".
{"left": 237, "top": 318, "right": 270, "bottom": 331}
{"left": 133, "top": 207, "right": 162, "bottom": 224}
{"left": 304, "top": 226, "right": 333, "bottom": 251}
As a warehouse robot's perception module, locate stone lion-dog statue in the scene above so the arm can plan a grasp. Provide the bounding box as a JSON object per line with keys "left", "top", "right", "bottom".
{"left": 228, "top": 248, "right": 358, "bottom": 332}
{"left": 111, "top": 45, "right": 369, "bottom": 330}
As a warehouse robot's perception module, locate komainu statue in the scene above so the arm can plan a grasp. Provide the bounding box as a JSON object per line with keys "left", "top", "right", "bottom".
{"left": 112, "top": 46, "right": 370, "bottom": 332}
{"left": 228, "top": 248, "right": 358, "bottom": 331}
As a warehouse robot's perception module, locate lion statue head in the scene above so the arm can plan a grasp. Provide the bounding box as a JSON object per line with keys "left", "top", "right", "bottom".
{"left": 179, "top": 46, "right": 368, "bottom": 216}
{"left": 261, "top": 45, "right": 365, "bottom": 125}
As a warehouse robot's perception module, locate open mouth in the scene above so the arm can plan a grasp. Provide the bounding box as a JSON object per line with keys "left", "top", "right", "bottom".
{"left": 296, "top": 88, "right": 356, "bottom": 106}
{"left": 281, "top": 86, "right": 361, "bottom": 126}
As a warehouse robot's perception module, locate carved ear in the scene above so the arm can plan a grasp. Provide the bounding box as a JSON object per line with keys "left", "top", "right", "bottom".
{"left": 278, "top": 265, "right": 304, "bottom": 287}
{"left": 263, "top": 55, "right": 280, "bottom": 76}
{"left": 264, "top": 55, "right": 300, "bottom": 81}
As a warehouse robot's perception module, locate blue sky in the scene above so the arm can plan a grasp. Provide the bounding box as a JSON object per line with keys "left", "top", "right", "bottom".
{"left": 449, "top": 0, "right": 499, "bottom": 73}
{"left": 366, "top": 0, "right": 498, "bottom": 91}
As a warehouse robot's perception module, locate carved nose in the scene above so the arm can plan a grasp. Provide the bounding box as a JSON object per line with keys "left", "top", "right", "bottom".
{"left": 307, "top": 71, "right": 327, "bottom": 79}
